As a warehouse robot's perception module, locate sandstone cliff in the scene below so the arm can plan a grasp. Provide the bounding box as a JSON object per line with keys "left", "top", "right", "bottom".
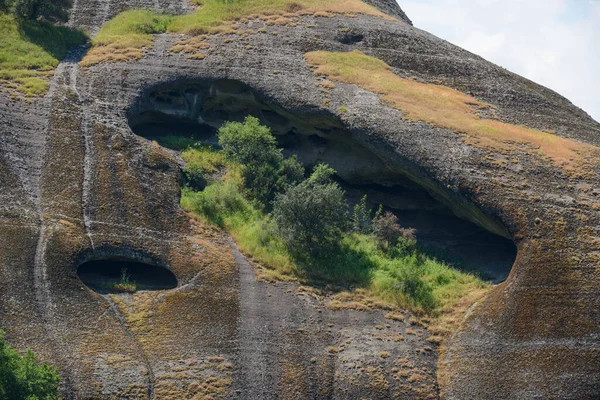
{"left": 0, "top": 0, "right": 598, "bottom": 399}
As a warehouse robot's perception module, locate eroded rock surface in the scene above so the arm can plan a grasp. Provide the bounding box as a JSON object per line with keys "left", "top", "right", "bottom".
{"left": 0, "top": 0, "right": 599, "bottom": 398}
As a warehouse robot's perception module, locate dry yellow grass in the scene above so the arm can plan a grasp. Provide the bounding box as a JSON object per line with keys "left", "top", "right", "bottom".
{"left": 305, "top": 50, "right": 600, "bottom": 173}
{"left": 83, "top": 0, "right": 392, "bottom": 66}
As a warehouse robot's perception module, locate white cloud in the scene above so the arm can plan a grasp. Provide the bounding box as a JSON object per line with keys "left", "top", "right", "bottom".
{"left": 400, "top": 0, "right": 600, "bottom": 122}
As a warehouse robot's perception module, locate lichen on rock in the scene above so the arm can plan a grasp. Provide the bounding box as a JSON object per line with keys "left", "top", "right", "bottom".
{"left": 0, "top": 0, "right": 599, "bottom": 398}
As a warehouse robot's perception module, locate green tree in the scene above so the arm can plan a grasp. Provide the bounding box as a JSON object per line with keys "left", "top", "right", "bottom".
{"left": 273, "top": 164, "right": 348, "bottom": 257}
{"left": 0, "top": 0, "right": 10, "bottom": 12}
{"left": 217, "top": 116, "right": 304, "bottom": 206}
{"left": 0, "top": 330, "right": 60, "bottom": 400}
{"left": 7, "top": 0, "right": 71, "bottom": 22}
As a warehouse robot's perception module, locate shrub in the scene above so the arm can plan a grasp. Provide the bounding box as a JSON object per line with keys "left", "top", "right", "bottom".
{"left": 373, "top": 211, "right": 416, "bottom": 251}
{"left": 8, "top": 0, "right": 72, "bottom": 22}
{"left": 0, "top": 330, "right": 60, "bottom": 399}
{"left": 218, "top": 115, "right": 280, "bottom": 167}
{"left": 218, "top": 116, "right": 304, "bottom": 206}
{"left": 276, "top": 154, "right": 304, "bottom": 189}
{"left": 273, "top": 164, "right": 348, "bottom": 257}
{"left": 218, "top": 116, "right": 282, "bottom": 205}
{"left": 351, "top": 195, "right": 373, "bottom": 234}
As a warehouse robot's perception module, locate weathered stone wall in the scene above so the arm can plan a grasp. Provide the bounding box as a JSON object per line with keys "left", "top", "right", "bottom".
{"left": 0, "top": 1, "right": 598, "bottom": 399}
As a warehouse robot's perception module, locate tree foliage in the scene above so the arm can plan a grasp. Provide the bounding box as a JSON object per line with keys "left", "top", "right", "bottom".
{"left": 218, "top": 116, "right": 304, "bottom": 206}
{"left": 0, "top": 330, "right": 60, "bottom": 400}
{"left": 273, "top": 164, "right": 348, "bottom": 257}
{"left": 1, "top": 0, "right": 71, "bottom": 22}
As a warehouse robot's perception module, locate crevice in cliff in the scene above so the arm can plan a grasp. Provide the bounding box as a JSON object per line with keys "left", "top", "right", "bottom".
{"left": 128, "top": 79, "right": 516, "bottom": 283}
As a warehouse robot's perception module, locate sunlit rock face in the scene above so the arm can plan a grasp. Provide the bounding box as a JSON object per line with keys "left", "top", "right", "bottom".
{"left": 0, "top": 0, "right": 599, "bottom": 399}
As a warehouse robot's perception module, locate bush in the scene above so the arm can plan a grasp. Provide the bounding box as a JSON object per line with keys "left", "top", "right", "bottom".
{"left": 373, "top": 211, "right": 416, "bottom": 251}
{"left": 218, "top": 116, "right": 303, "bottom": 206}
{"left": 276, "top": 154, "right": 304, "bottom": 189}
{"left": 273, "top": 164, "right": 348, "bottom": 257}
{"left": 351, "top": 195, "right": 373, "bottom": 234}
{"left": 0, "top": 330, "right": 60, "bottom": 399}
{"left": 5, "top": 0, "right": 71, "bottom": 22}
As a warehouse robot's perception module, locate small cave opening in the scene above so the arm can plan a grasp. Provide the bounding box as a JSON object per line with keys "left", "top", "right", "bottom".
{"left": 337, "top": 32, "right": 365, "bottom": 45}
{"left": 77, "top": 259, "right": 178, "bottom": 293}
{"left": 128, "top": 79, "right": 517, "bottom": 283}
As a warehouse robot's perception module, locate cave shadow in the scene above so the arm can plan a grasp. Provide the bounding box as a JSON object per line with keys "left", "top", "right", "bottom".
{"left": 128, "top": 78, "right": 517, "bottom": 285}
{"left": 16, "top": 18, "right": 88, "bottom": 62}
{"left": 78, "top": 259, "right": 178, "bottom": 294}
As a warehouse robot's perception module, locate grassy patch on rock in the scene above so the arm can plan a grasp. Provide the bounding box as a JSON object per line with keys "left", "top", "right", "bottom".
{"left": 81, "top": 0, "right": 390, "bottom": 66}
{"left": 305, "top": 50, "right": 600, "bottom": 173}
{"left": 80, "top": 10, "right": 172, "bottom": 66}
{"left": 0, "top": 13, "right": 87, "bottom": 97}
{"left": 174, "top": 137, "right": 489, "bottom": 320}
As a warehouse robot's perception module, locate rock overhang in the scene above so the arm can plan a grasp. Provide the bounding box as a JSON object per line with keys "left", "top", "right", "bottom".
{"left": 0, "top": 1, "right": 599, "bottom": 399}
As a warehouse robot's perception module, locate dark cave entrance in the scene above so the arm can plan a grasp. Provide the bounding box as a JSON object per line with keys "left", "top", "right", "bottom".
{"left": 129, "top": 79, "right": 517, "bottom": 283}
{"left": 78, "top": 259, "right": 178, "bottom": 293}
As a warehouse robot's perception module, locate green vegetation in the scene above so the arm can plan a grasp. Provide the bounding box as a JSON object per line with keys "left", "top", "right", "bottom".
{"left": 1, "top": 0, "right": 71, "bottom": 23}
{"left": 219, "top": 116, "right": 303, "bottom": 205}
{"left": 305, "top": 50, "right": 599, "bottom": 172}
{"left": 173, "top": 118, "right": 489, "bottom": 316}
{"left": 80, "top": 10, "right": 172, "bottom": 66}
{"left": 0, "top": 330, "right": 60, "bottom": 400}
{"left": 0, "top": 13, "right": 86, "bottom": 96}
{"left": 100, "top": 268, "right": 137, "bottom": 293}
{"left": 273, "top": 164, "right": 348, "bottom": 256}
{"left": 82, "top": 0, "right": 390, "bottom": 66}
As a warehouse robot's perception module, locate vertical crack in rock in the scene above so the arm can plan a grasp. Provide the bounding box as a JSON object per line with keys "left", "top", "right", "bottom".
{"left": 102, "top": 294, "right": 156, "bottom": 400}
{"left": 81, "top": 107, "right": 95, "bottom": 249}
{"left": 31, "top": 47, "right": 86, "bottom": 396}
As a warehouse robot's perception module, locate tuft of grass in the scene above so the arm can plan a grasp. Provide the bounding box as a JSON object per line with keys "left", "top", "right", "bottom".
{"left": 156, "top": 135, "right": 201, "bottom": 151}
{"left": 81, "top": 10, "right": 172, "bottom": 66}
{"left": 83, "top": 0, "right": 391, "bottom": 65}
{"left": 181, "top": 144, "right": 227, "bottom": 174}
{"left": 179, "top": 143, "right": 490, "bottom": 316}
{"left": 305, "top": 50, "right": 600, "bottom": 173}
{"left": 100, "top": 268, "right": 137, "bottom": 293}
{"left": 0, "top": 13, "right": 87, "bottom": 96}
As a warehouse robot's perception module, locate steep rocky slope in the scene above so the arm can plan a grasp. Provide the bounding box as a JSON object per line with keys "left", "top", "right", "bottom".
{"left": 0, "top": 0, "right": 598, "bottom": 399}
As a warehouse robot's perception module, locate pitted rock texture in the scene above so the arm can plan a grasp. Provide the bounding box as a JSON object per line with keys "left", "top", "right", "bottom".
{"left": 0, "top": 1, "right": 599, "bottom": 399}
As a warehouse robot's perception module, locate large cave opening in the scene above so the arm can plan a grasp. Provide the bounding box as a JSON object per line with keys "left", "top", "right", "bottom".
{"left": 129, "top": 79, "right": 516, "bottom": 283}
{"left": 78, "top": 259, "right": 178, "bottom": 293}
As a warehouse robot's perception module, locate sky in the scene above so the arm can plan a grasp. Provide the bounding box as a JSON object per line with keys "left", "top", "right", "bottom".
{"left": 399, "top": 0, "right": 600, "bottom": 122}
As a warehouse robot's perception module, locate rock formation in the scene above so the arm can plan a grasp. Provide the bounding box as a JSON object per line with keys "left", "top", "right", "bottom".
{"left": 0, "top": 0, "right": 598, "bottom": 398}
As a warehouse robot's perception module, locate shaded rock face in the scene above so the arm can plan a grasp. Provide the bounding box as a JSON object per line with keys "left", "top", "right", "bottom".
{"left": 0, "top": 1, "right": 598, "bottom": 400}
{"left": 130, "top": 79, "right": 516, "bottom": 282}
